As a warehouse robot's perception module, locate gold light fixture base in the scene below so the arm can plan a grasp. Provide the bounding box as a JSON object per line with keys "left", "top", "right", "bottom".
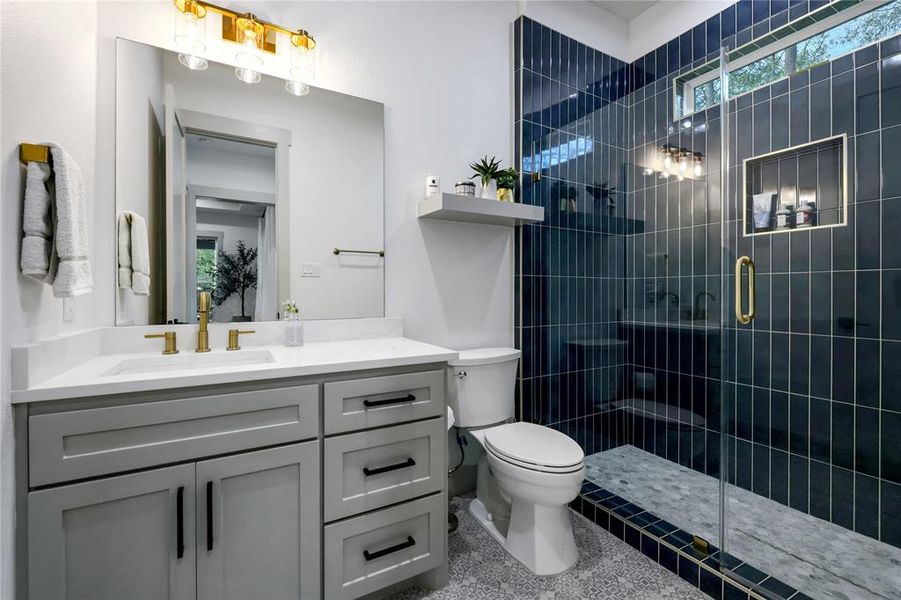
{"left": 174, "top": 0, "right": 316, "bottom": 56}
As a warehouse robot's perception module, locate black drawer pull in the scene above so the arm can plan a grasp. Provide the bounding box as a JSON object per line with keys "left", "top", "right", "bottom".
{"left": 363, "top": 457, "right": 416, "bottom": 477}
{"left": 363, "top": 536, "right": 416, "bottom": 561}
{"left": 206, "top": 481, "right": 214, "bottom": 551}
{"left": 362, "top": 394, "right": 416, "bottom": 408}
{"left": 176, "top": 486, "right": 185, "bottom": 559}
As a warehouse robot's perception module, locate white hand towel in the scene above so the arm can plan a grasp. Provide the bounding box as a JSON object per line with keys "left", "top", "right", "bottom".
{"left": 118, "top": 212, "right": 132, "bottom": 288}
{"left": 20, "top": 162, "right": 54, "bottom": 282}
{"left": 48, "top": 144, "right": 93, "bottom": 298}
{"left": 129, "top": 212, "right": 150, "bottom": 297}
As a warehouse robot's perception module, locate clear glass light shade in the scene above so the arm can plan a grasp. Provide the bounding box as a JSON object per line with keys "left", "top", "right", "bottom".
{"left": 693, "top": 161, "right": 703, "bottom": 177}
{"left": 679, "top": 157, "right": 688, "bottom": 173}
{"left": 663, "top": 154, "right": 672, "bottom": 170}
{"left": 235, "top": 67, "right": 261, "bottom": 84}
{"left": 178, "top": 53, "right": 208, "bottom": 70}
{"left": 289, "top": 45, "right": 316, "bottom": 82}
{"left": 174, "top": 9, "right": 206, "bottom": 53}
{"left": 235, "top": 33, "right": 264, "bottom": 69}
{"left": 285, "top": 80, "right": 310, "bottom": 96}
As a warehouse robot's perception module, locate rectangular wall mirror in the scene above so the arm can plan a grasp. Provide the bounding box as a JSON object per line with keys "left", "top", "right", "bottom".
{"left": 115, "top": 38, "right": 385, "bottom": 325}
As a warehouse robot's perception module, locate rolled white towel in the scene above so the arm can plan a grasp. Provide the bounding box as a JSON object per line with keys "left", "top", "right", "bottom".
{"left": 117, "top": 212, "right": 132, "bottom": 289}
{"left": 132, "top": 272, "right": 151, "bottom": 296}
{"left": 129, "top": 212, "right": 150, "bottom": 297}
{"left": 48, "top": 144, "right": 93, "bottom": 298}
{"left": 20, "top": 161, "right": 53, "bottom": 282}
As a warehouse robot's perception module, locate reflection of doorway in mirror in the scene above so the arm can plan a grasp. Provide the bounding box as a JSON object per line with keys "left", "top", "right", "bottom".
{"left": 184, "top": 130, "right": 277, "bottom": 323}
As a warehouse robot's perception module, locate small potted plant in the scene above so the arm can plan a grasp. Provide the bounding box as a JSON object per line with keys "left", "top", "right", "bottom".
{"left": 494, "top": 167, "right": 518, "bottom": 202}
{"left": 469, "top": 155, "right": 501, "bottom": 199}
{"left": 281, "top": 299, "right": 303, "bottom": 347}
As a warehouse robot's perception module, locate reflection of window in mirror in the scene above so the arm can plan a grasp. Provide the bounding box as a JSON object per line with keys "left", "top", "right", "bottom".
{"left": 195, "top": 236, "right": 218, "bottom": 296}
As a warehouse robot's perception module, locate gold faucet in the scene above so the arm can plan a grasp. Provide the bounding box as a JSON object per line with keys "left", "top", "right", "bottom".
{"left": 145, "top": 331, "right": 178, "bottom": 355}
{"left": 197, "top": 291, "right": 211, "bottom": 353}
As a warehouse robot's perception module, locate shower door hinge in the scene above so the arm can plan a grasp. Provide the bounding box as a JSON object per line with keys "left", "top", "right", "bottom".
{"left": 692, "top": 535, "right": 711, "bottom": 555}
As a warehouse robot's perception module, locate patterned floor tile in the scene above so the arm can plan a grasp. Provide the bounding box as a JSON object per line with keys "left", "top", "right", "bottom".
{"left": 389, "top": 494, "right": 708, "bottom": 600}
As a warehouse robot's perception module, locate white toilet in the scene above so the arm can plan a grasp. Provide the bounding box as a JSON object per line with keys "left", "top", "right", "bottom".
{"left": 447, "top": 348, "right": 585, "bottom": 576}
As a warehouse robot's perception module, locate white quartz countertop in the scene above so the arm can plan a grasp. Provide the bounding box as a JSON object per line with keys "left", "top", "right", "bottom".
{"left": 11, "top": 337, "right": 458, "bottom": 404}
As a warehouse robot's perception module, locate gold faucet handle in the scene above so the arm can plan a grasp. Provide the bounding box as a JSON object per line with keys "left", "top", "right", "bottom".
{"left": 198, "top": 291, "right": 211, "bottom": 312}
{"left": 145, "top": 331, "right": 179, "bottom": 355}
{"left": 227, "top": 329, "right": 255, "bottom": 351}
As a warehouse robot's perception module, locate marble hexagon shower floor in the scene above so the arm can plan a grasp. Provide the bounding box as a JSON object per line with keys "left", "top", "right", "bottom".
{"left": 390, "top": 494, "right": 706, "bottom": 600}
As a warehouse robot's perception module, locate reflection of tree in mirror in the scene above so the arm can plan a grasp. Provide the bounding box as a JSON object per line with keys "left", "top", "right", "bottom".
{"left": 214, "top": 241, "right": 258, "bottom": 321}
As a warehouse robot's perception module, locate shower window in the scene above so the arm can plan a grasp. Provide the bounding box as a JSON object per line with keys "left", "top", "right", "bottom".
{"left": 679, "top": 0, "right": 901, "bottom": 116}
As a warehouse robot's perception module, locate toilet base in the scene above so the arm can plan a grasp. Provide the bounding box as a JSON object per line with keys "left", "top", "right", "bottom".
{"left": 468, "top": 497, "right": 579, "bottom": 576}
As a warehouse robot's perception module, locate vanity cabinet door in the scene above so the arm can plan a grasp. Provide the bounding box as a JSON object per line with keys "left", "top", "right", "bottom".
{"left": 28, "top": 464, "right": 196, "bottom": 600}
{"left": 195, "top": 442, "right": 320, "bottom": 600}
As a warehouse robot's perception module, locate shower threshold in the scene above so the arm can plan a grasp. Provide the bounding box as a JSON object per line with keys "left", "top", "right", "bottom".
{"left": 584, "top": 445, "right": 900, "bottom": 600}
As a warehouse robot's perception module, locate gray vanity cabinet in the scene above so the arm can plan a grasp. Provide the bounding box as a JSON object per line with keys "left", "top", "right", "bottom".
{"left": 28, "top": 463, "right": 197, "bottom": 600}
{"left": 195, "top": 442, "right": 320, "bottom": 600}
{"left": 19, "top": 366, "right": 447, "bottom": 600}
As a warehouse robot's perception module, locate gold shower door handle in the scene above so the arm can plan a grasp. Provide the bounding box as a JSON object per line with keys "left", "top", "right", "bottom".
{"left": 734, "top": 256, "right": 756, "bottom": 325}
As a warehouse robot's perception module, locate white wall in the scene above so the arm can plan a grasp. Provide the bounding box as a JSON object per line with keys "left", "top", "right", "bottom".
{"left": 628, "top": 0, "right": 733, "bottom": 61}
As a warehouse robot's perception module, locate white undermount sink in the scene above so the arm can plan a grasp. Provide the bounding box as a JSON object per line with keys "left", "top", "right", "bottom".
{"left": 102, "top": 349, "right": 276, "bottom": 376}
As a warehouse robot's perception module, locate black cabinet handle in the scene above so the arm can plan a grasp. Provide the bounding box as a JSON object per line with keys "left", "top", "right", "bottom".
{"left": 363, "top": 457, "right": 416, "bottom": 477}
{"left": 206, "top": 481, "right": 214, "bottom": 551}
{"left": 176, "top": 486, "right": 185, "bottom": 559}
{"left": 362, "top": 394, "right": 416, "bottom": 408}
{"left": 363, "top": 536, "right": 416, "bottom": 561}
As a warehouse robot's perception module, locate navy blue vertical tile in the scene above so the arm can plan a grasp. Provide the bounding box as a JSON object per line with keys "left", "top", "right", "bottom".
{"left": 884, "top": 125, "right": 901, "bottom": 199}
{"left": 832, "top": 399, "right": 854, "bottom": 469}
{"left": 680, "top": 31, "right": 693, "bottom": 68}
{"left": 883, "top": 481, "right": 901, "bottom": 546}
{"left": 856, "top": 62, "right": 880, "bottom": 134}
{"left": 692, "top": 23, "right": 706, "bottom": 61}
{"left": 706, "top": 16, "right": 721, "bottom": 54}
{"left": 884, "top": 411, "right": 901, "bottom": 484}
{"left": 737, "top": 0, "right": 753, "bottom": 32}
{"left": 809, "top": 459, "right": 831, "bottom": 520}
{"left": 855, "top": 473, "right": 879, "bottom": 538}
{"left": 832, "top": 466, "right": 854, "bottom": 529}
{"left": 752, "top": 0, "right": 769, "bottom": 24}
{"left": 883, "top": 341, "right": 901, "bottom": 412}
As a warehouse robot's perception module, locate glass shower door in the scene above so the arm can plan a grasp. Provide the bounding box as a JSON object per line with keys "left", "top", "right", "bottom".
{"left": 718, "top": 35, "right": 901, "bottom": 599}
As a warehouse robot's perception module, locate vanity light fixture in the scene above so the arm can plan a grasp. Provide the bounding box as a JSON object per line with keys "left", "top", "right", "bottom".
{"left": 693, "top": 152, "right": 703, "bottom": 177}
{"left": 173, "top": 0, "right": 208, "bottom": 70}
{"left": 172, "top": 0, "right": 317, "bottom": 91}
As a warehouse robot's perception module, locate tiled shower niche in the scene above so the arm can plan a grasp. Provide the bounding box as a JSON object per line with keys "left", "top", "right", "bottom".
{"left": 743, "top": 134, "right": 847, "bottom": 235}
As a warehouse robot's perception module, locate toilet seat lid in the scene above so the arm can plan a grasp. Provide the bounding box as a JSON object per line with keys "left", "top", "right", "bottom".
{"left": 485, "top": 422, "right": 584, "bottom": 470}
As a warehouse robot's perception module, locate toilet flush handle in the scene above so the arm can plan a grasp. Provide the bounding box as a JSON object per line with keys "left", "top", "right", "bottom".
{"left": 455, "top": 370, "right": 467, "bottom": 379}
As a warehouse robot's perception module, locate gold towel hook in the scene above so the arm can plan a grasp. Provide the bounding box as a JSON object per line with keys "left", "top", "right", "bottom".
{"left": 19, "top": 143, "right": 50, "bottom": 165}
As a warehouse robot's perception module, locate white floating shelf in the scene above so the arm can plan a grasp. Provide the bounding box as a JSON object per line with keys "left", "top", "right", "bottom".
{"left": 418, "top": 193, "right": 545, "bottom": 227}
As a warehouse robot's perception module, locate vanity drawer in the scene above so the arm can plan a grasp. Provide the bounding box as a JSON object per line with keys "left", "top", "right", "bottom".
{"left": 323, "top": 370, "right": 444, "bottom": 434}
{"left": 324, "top": 492, "right": 445, "bottom": 599}
{"left": 324, "top": 418, "right": 444, "bottom": 521}
{"left": 29, "top": 385, "right": 319, "bottom": 487}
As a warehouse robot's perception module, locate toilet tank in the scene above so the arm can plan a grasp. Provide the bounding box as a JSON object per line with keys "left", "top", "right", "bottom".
{"left": 446, "top": 348, "right": 521, "bottom": 428}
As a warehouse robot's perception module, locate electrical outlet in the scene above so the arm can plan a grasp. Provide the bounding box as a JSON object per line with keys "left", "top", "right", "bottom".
{"left": 62, "top": 297, "right": 75, "bottom": 322}
{"left": 300, "top": 263, "right": 321, "bottom": 278}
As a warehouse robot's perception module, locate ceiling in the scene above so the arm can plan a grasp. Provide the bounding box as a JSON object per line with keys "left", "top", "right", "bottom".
{"left": 588, "top": 0, "right": 660, "bottom": 21}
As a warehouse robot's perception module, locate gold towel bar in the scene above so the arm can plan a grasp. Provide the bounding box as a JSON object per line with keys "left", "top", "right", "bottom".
{"left": 19, "top": 143, "right": 50, "bottom": 165}
{"left": 333, "top": 248, "right": 385, "bottom": 257}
